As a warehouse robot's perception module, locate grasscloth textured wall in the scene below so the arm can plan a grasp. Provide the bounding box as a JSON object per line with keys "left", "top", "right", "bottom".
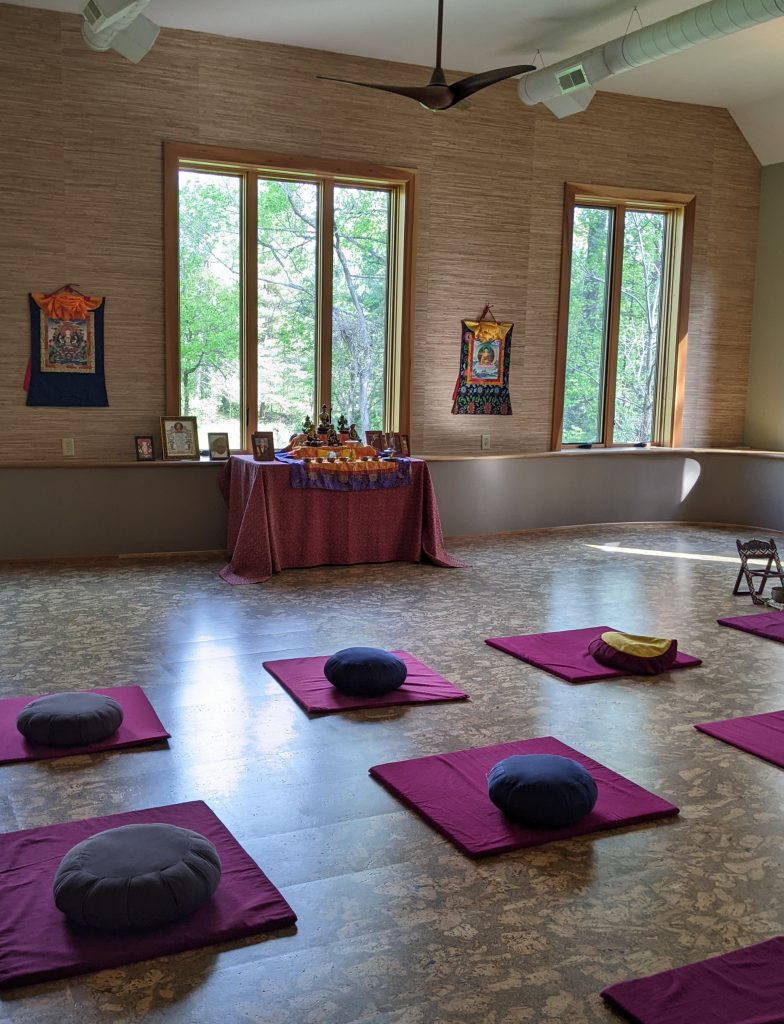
{"left": 0, "top": 4, "right": 760, "bottom": 461}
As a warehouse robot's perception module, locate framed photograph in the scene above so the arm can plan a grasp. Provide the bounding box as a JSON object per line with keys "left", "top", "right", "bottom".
{"left": 394, "top": 433, "right": 410, "bottom": 457}
{"left": 134, "top": 435, "right": 155, "bottom": 462}
{"left": 251, "top": 431, "right": 275, "bottom": 461}
{"left": 160, "top": 416, "right": 199, "bottom": 460}
{"left": 365, "top": 430, "right": 384, "bottom": 450}
{"left": 208, "top": 432, "right": 230, "bottom": 461}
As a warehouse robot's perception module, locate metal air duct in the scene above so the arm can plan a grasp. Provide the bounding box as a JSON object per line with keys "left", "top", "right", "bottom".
{"left": 518, "top": 0, "right": 784, "bottom": 117}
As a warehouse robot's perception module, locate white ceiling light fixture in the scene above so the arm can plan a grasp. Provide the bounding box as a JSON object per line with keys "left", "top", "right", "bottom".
{"left": 81, "top": 0, "right": 160, "bottom": 63}
{"left": 519, "top": 0, "right": 784, "bottom": 118}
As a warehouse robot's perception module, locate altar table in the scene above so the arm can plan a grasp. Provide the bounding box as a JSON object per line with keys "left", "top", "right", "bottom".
{"left": 218, "top": 456, "right": 465, "bottom": 585}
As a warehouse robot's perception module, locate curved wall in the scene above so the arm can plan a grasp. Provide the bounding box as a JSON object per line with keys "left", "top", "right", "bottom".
{"left": 1, "top": 449, "right": 782, "bottom": 560}
{"left": 427, "top": 449, "right": 784, "bottom": 537}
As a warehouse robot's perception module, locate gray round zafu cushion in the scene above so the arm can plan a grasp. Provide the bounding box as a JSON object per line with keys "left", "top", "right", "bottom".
{"left": 53, "top": 823, "right": 222, "bottom": 931}
{"left": 16, "top": 692, "right": 124, "bottom": 747}
{"left": 323, "top": 647, "right": 407, "bottom": 697}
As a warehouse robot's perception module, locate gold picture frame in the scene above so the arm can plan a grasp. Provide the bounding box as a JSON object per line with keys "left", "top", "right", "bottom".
{"left": 160, "top": 416, "right": 199, "bottom": 460}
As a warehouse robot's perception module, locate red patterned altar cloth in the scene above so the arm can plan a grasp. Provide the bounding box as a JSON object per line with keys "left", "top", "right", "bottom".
{"left": 218, "top": 456, "right": 466, "bottom": 585}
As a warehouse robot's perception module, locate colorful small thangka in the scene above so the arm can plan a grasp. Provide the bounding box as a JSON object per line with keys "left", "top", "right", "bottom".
{"left": 451, "top": 306, "right": 512, "bottom": 415}
{"left": 25, "top": 287, "right": 108, "bottom": 407}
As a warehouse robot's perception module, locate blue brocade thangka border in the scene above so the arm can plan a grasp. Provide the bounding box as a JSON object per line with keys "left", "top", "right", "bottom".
{"left": 276, "top": 454, "right": 413, "bottom": 490}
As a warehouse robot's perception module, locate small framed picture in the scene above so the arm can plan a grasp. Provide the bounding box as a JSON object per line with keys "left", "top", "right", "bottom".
{"left": 394, "top": 433, "right": 410, "bottom": 457}
{"left": 251, "top": 431, "right": 275, "bottom": 461}
{"left": 208, "top": 432, "right": 230, "bottom": 461}
{"left": 365, "top": 430, "right": 384, "bottom": 450}
{"left": 160, "top": 416, "right": 199, "bottom": 460}
{"left": 134, "top": 435, "right": 155, "bottom": 461}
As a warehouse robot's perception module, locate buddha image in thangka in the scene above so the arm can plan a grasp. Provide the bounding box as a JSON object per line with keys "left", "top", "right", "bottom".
{"left": 41, "top": 316, "right": 94, "bottom": 373}
{"left": 466, "top": 320, "right": 504, "bottom": 385}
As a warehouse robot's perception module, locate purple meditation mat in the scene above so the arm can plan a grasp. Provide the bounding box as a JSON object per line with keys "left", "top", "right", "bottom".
{"left": 717, "top": 609, "right": 784, "bottom": 643}
{"left": 369, "top": 736, "right": 679, "bottom": 858}
{"left": 485, "top": 626, "right": 702, "bottom": 683}
{"left": 600, "top": 935, "right": 784, "bottom": 1023}
{"left": 695, "top": 709, "right": 784, "bottom": 768}
{"left": 262, "top": 650, "right": 469, "bottom": 714}
{"left": 0, "top": 685, "right": 170, "bottom": 764}
{"left": 0, "top": 800, "right": 296, "bottom": 989}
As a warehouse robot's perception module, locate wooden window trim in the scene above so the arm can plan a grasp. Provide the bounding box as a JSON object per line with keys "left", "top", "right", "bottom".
{"left": 551, "top": 182, "right": 695, "bottom": 451}
{"left": 163, "top": 141, "right": 416, "bottom": 446}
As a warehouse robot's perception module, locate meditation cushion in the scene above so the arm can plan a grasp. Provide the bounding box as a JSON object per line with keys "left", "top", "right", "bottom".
{"left": 323, "top": 647, "right": 407, "bottom": 697}
{"left": 487, "top": 754, "right": 598, "bottom": 829}
{"left": 53, "top": 823, "right": 222, "bottom": 930}
{"left": 588, "top": 631, "right": 678, "bottom": 675}
{"left": 16, "top": 691, "right": 124, "bottom": 747}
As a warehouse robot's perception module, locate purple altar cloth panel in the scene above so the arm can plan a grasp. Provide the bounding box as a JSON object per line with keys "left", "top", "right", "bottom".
{"left": 0, "top": 800, "right": 296, "bottom": 989}
{"left": 717, "top": 610, "right": 784, "bottom": 643}
{"left": 218, "top": 456, "right": 466, "bottom": 585}
{"left": 369, "top": 736, "right": 678, "bottom": 858}
{"left": 262, "top": 650, "right": 469, "bottom": 714}
{"left": 695, "top": 709, "right": 784, "bottom": 768}
{"left": 0, "top": 685, "right": 170, "bottom": 764}
{"left": 600, "top": 936, "right": 784, "bottom": 1023}
{"left": 486, "top": 626, "right": 702, "bottom": 683}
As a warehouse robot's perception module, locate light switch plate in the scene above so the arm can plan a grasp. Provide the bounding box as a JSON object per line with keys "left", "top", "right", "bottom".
{"left": 481, "top": 434, "right": 491, "bottom": 451}
{"left": 61, "top": 438, "right": 75, "bottom": 456}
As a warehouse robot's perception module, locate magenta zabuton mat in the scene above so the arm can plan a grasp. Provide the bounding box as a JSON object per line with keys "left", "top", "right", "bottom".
{"left": 486, "top": 626, "right": 702, "bottom": 683}
{"left": 600, "top": 936, "right": 784, "bottom": 1023}
{"left": 717, "top": 609, "right": 784, "bottom": 642}
{"left": 262, "top": 650, "right": 468, "bottom": 714}
{"left": 0, "top": 685, "right": 170, "bottom": 764}
{"left": 695, "top": 709, "right": 784, "bottom": 768}
{"left": 0, "top": 800, "right": 296, "bottom": 989}
{"left": 369, "top": 736, "right": 678, "bottom": 857}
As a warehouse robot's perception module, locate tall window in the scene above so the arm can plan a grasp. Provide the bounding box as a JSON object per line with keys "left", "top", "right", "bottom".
{"left": 165, "top": 144, "right": 414, "bottom": 450}
{"left": 552, "top": 184, "right": 695, "bottom": 450}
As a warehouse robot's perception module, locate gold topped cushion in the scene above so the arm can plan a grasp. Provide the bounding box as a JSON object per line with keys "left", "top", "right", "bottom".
{"left": 600, "top": 632, "right": 674, "bottom": 658}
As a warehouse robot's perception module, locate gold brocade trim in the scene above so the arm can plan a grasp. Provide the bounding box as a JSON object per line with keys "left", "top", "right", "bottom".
{"left": 463, "top": 319, "right": 511, "bottom": 386}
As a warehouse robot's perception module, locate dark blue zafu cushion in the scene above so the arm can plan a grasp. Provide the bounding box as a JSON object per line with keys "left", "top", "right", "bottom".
{"left": 16, "top": 691, "right": 124, "bottom": 747}
{"left": 53, "top": 823, "right": 222, "bottom": 931}
{"left": 487, "top": 754, "right": 598, "bottom": 829}
{"left": 323, "top": 647, "right": 407, "bottom": 697}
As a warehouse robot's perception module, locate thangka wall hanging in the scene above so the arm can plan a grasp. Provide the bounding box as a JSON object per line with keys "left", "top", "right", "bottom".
{"left": 451, "top": 305, "right": 512, "bottom": 415}
{"left": 24, "top": 285, "right": 108, "bottom": 407}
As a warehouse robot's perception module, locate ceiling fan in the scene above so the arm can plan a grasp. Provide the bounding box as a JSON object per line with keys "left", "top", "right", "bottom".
{"left": 317, "top": 0, "right": 536, "bottom": 111}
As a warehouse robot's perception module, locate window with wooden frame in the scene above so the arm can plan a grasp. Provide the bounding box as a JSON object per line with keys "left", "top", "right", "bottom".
{"left": 551, "top": 183, "right": 695, "bottom": 450}
{"left": 164, "top": 142, "right": 415, "bottom": 451}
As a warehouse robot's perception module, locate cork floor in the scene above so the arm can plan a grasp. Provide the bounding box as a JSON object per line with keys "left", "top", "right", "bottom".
{"left": 1, "top": 523, "right": 783, "bottom": 1023}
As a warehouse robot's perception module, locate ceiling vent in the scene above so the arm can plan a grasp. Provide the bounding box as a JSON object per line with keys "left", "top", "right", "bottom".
{"left": 556, "top": 64, "right": 589, "bottom": 94}
{"left": 519, "top": 0, "right": 784, "bottom": 117}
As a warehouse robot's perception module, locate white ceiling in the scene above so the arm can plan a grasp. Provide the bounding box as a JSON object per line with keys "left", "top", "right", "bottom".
{"left": 6, "top": 0, "right": 784, "bottom": 161}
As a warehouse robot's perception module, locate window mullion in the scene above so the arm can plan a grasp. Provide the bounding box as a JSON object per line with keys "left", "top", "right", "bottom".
{"left": 244, "top": 171, "right": 258, "bottom": 450}
{"left": 603, "top": 205, "right": 626, "bottom": 446}
{"left": 317, "top": 179, "right": 334, "bottom": 418}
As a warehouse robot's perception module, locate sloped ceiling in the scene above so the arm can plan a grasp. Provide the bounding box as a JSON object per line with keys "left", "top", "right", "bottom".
{"left": 4, "top": 0, "right": 784, "bottom": 163}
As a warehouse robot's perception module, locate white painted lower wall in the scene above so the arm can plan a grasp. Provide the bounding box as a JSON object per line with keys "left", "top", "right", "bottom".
{"left": 1, "top": 449, "right": 782, "bottom": 560}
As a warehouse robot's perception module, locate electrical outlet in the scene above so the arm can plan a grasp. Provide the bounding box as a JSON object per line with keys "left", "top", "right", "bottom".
{"left": 61, "top": 438, "right": 75, "bottom": 457}
{"left": 481, "top": 434, "right": 491, "bottom": 451}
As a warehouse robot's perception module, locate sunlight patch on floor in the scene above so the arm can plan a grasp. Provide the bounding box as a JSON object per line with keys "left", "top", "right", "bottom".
{"left": 585, "top": 543, "right": 758, "bottom": 565}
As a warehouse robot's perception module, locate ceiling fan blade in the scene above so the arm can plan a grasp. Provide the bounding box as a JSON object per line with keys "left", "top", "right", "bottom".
{"left": 317, "top": 76, "right": 436, "bottom": 103}
{"left": 449, "top": 64, "right": 536, "bottom": 103}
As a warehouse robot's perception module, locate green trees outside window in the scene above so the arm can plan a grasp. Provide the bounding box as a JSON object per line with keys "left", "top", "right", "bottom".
{"left": 173, "top": 150, "right": 409, "bottom": 451}
{"left": 560, "top": 197, "right": 674, "bottom": 448}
